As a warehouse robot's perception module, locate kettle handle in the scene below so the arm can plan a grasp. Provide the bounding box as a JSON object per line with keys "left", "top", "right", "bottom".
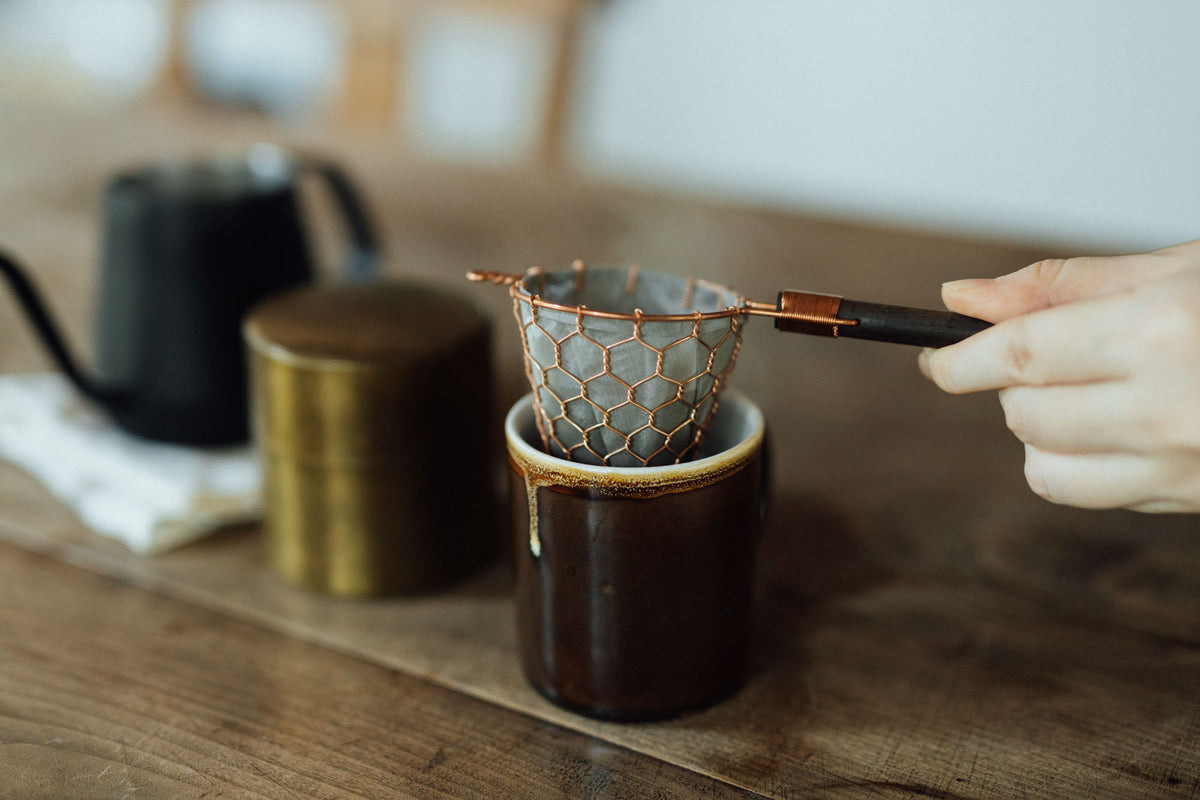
{"left": 296, "top": 156, "right": 381, "bottom": 283}
{"left": 0, "top": 249, "right": 122, "bottom": 407}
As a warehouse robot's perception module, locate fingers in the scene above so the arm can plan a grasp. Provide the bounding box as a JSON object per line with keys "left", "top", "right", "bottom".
{"left": 998, "top": 384, "right": 1141, "bottom": 455}
{"left": 920, "top": 294, "right": 1135, "bottom": 394}
{"left": 1022, "top": 445, "right": 1200, "bottom": 512}
{"left": 925, "top": 240, "right": 1200, "bottom": 513}
{"left": 1020, "top": 446, "right": 1170, "bottom": 510}
{"left": 941, "top": 246, "right": 1195, "bottom": 323}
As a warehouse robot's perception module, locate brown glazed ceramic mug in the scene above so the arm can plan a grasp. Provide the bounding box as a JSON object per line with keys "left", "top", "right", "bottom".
{"left": 506, "top": 391, "right": 767, "bottom": 721}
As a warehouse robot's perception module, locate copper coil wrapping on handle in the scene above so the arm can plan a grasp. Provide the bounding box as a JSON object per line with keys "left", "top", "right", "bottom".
{"left": 740, "top": 291, "right": 859, "bottom": 337}
{"left": 774, "top": 290, "right": 857, "bottom": 337}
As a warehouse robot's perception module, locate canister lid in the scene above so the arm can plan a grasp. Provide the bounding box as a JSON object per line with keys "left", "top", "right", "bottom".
{"left": 244, "top": 281, "right": 489, "bottom": 362}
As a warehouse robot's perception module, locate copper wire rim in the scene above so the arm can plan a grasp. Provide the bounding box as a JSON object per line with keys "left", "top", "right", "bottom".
{"left": 513, "top": 291, "right": 745, "bottom": 322}
{"left": 469, "top": 265, "right": 746, "bottom": 323}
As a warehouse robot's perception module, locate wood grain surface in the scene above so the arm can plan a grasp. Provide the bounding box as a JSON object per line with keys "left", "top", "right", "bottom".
{"left": 1, "top": 98, "right": 1198, "bottom": 799}
{"left": 0, "top": 540, "right": 756, "bottom": 799}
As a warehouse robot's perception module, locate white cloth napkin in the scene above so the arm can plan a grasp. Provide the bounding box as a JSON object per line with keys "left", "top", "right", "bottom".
{"left": 0, "top": 373, "right": 261, "bottom": 554}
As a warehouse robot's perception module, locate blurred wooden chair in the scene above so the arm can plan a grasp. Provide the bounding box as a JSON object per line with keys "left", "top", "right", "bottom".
{"left": 156, "top": 0, "right": 592, "bottom": 167}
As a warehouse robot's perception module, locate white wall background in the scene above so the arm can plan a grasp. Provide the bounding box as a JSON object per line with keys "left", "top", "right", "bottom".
{"left": 2, "top": 0, "right": 1195, "bottom": 251}
{"left": 567, "top": 0, "right": 1200, "bottom": 251}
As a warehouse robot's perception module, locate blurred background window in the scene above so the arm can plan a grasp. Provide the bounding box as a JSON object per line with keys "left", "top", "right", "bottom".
{"left": 184, "top": 0, "right": 345, "bottom": 119}
{"left": 0, "top": 0, "right": 169, "bottom": 102}
{"left": 0, "top": 0, "right": 1196, "bottom": 250}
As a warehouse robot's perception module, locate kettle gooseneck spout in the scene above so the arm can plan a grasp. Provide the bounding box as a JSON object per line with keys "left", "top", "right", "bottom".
{"left": 0, "top": 249, "right": 128, "bottom": 410}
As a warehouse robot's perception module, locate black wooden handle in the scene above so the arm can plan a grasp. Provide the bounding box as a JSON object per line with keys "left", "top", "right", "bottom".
{"left": 837, "top": 298, "right": 990, "bottom": 348}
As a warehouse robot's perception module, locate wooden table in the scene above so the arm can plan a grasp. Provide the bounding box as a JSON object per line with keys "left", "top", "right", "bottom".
{"left": 1, "top": 99, "right": 1198, "bottom": 799}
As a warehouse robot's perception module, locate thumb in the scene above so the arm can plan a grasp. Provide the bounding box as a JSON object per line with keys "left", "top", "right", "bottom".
{"left": 940, "top": 245, "right": 1193, "bottom": 323}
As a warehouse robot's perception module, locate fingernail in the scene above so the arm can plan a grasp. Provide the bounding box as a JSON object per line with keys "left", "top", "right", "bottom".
{"left": 942, "top": 278, "right": 992, "bottom": 292}
{"left": 917, "top": 347, "right": 933, "bottom": 379}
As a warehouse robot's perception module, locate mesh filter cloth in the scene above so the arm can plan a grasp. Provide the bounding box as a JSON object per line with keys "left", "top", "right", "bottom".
{"left": 509, "top": 263, "right": 745, "bottom": 467}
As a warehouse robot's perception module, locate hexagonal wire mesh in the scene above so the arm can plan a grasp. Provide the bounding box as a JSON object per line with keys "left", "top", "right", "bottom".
{"left": 477, "top": 262, "right": 746, "bottom": 467}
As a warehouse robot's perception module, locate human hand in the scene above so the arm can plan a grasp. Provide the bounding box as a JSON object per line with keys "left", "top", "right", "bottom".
{"left": 918, "top": 239, "right": 1200, "bottom": 513}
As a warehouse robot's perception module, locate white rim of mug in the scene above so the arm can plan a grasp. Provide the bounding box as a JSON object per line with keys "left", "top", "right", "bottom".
{"left": 504, "top": 390, "right": 764, "bottom": 491}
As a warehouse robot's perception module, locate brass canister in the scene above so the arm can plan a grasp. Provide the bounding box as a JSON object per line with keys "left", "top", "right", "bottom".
{"left": 244, "top": 282, "right": 496, "bottom": 596}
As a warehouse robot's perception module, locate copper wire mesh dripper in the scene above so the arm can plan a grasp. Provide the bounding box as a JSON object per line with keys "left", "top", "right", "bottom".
{"left": 472, "top": 262, "right": 744, "bottom": 467}
{"left": 471, "top": 260, "right": 990, "bottom": 467}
